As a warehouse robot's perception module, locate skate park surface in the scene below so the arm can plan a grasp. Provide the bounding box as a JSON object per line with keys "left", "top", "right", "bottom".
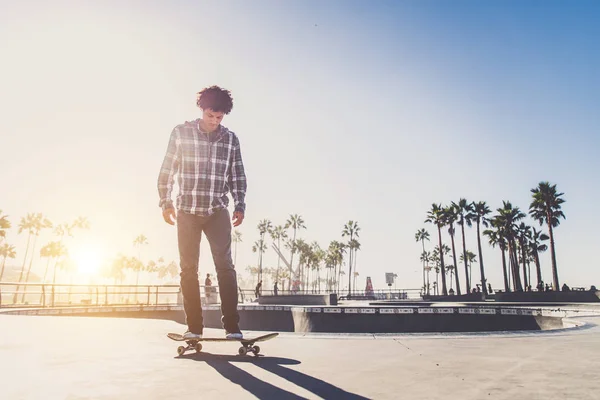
{"left": 1, "top": 311, "right": 599, "bottom": 400}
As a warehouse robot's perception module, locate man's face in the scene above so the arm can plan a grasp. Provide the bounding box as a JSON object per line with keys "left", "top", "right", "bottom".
{"left": 201, "top": 108, "right": 225, "bottom": 131}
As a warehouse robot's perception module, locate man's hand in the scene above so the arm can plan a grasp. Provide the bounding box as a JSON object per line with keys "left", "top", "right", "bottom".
{"left": 162, "top": 207, "right": 176, "bottom": 225}
{"left": 232, "top": 210, "right": 245, "bottom": 227}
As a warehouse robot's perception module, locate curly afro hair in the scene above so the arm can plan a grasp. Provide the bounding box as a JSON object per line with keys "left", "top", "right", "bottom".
{"left": 196, "top": 85, "right": 234, "bottom": 114}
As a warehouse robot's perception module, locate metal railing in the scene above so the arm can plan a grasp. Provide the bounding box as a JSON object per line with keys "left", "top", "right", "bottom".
{"left": 0, "top": 282, "right": 422, "bottom": 308}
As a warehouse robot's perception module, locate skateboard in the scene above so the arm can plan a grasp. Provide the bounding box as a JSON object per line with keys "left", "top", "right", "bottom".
{"left": 167, "top": 332, "right": 279, "bottom": 356}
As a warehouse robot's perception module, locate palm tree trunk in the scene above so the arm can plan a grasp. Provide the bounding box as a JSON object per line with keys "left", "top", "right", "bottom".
{"left": 14, "top": 233, "right": 32, "bottom": 303}
{"left": 421, "top": 239, "right": 426, "bottom": 295}
{"left": 21, "top": 235, "right": 40, "bottom": 302}
{"left": 547, "top": 222, "right": 560, "bottom": 290}
{"left": 476, "top": 221, "right": 488, "bottom": 295}
{"left": 509, "top": 240, "right": 522, "bottom": 291}
{"left": 520, "top": 239, "right": 528, "bottom": 290}
{"left": 449, "top": 232, "right": 461, "bottom": 295}
{"left": 501, "top": 248, "right": 509, "bottom": 292}
{"left": 347, "top": 241, "right": 353, "bottom": 296}
{"left": 0, "top": 256, "right": 7, "bottom": 281}
{"left": 533, "top": 248, "right": 543, "bottom": 289}
{"left": 437, "top": 226, "right": 448, "bottom": 296}
{"left": 460, "top": 224, "right": 470, "bottom": 293}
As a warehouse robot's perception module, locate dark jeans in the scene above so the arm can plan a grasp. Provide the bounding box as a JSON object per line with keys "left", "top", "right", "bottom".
{"left": 177, "top": 208, "right": 240, "bottom": 334}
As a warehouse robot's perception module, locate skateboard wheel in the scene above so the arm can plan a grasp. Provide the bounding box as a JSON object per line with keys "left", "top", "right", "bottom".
{"left": 238, "top": 346, "right": 247, "bottom": 356}
{"left": 252, "top": 346, "right": 260, "bottom": 354}
{"left": 177, "top": 346, "right": 186, "bottom": 356}
{"left": 195, "top": 343, "right": 203, "bottom": 353}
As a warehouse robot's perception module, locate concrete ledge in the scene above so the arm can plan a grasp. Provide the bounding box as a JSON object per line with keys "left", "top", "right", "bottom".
{"left": 495, "top": 290, "right": 600, "bottom": 303}
{"left": 257, "top": 294, "right": 337, "bottom": 306}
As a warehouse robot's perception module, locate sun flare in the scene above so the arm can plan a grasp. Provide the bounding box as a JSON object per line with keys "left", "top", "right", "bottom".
{"left": 72, "top": 245, "right": 103, "bottom": 275}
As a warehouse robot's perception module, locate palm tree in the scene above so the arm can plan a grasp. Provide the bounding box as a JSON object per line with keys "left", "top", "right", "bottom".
{"left": 459, "top": 251, "right": 477, "bottom": 290}
{"left": 342, "top": 220, "right": 360, "bottom": 295}
{"left": 348, "top": 238, "right": 360, "bottom": 294}
{"left": 415, "top": 229, "right": 430, "bottom": 295}
{"left": 453, "top": 199, "right": 474, "bottom": 293}
{"left": 269, "top": 225, "right": 288, "bottom": 284}
{"left": 495, "top": 201, "right": 526, "bottom": 291}
{"left": 420, "top": 250, "right": 432, "bottom": 294}
{"left": 252, "top": 239, "right": 267, "bottom": 284}
{"left": 20, "top": 213, "right": 53, "bottom": 302}
{"left": 0, "top": 243, "right": 17, "bottom": 281}
{"left": 529, "top": 181, "right": 566, "bottom": 291}
{"left": 516, "top": 222, "right": 532, "bottom": 289}
{"left": 443, "top": 205, "right": 461, "bottom": 295}
{"left": 232, "top": 230, "right": 243, "bottom": 266}
{"left": 327, "top": 240, "right": 345, "bottom": 292}
{"left": 425, "top": 204, "right": 448, "bottom": 295}
{"left": 529, "top": 228, "right": 549, "bottom": 290}
{"left": 133, "top": 234, "right": 148, "bottom": 263}
{"left": 257, "top": 219, "right": 272, "bottom": 282}
{"left": 472, "top": 201, "right": 491, "bottom": 295}
{"left": 0, "top": 210, "right": 11, "bottom": 242}
{"left": 285, "top": 214, "right": 306, "bottom": 285}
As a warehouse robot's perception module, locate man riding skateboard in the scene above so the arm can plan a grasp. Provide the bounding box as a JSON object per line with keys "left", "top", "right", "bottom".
{"left": 157, "top": 85, "right": 247, "bottom": 340}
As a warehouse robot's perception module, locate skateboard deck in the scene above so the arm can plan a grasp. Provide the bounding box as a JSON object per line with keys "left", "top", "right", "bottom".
{"left": 167, "top": 332, "right": 278, "bottom": 356}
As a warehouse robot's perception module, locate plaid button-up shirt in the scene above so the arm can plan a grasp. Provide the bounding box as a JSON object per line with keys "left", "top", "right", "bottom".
{"left": 157, "top": 119, "right": 247, "bottom": 216}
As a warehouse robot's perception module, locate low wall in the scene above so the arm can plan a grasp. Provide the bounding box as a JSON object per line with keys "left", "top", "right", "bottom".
{"left": 2, "top": 304, "right": 576, "bottom": 334}
{"left": 257, "top": 294, "right": 337, "bottom": 306}
{"left": 495, "top": 290, "right": 600, "bottom": 303}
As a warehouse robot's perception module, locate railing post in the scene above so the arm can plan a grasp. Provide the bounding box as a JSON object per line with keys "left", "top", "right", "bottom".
{"left": 96, "top": 286, "right": 99, "bottom": 306}
{"left": 147, "top": 286, "right": 151, "bottom": 306}
{"left": 42, "top": 285, "right": 46, "bottom": 307}
{"left": 155, "top": 286, "right": 159, "bottom": 305}
{"left": 51, "top": 285, "right": 55, "bottom": 307}
{"left": 105, "top": 286, "right": 108, "bottom": 305}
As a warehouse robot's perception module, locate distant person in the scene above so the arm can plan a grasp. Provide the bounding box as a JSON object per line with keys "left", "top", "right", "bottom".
{"left": 273, "top": 282, "right": 278, "bottom": 296}
{"left": 562, "top": 283, "right": 570, "bottom": 292}
{"left": 255, "top": 280, "right": 262, "bottom": 298}
{"left": 487, "top": 283, "right": 493, "bottom": 294}
{"left": 205, "top": 273, "right": 213, "bottom": 294}
{"left": 157, "top": 85, "right": 247, "bottom": 341}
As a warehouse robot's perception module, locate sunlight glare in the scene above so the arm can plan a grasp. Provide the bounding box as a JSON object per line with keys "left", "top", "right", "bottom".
{"left": 72, "top": 245, "right": 103, "bottom": 275}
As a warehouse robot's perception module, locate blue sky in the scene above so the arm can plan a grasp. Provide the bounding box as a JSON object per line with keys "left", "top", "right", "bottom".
{"left": 1, "top": 0, "right": 598, "bottom": 290}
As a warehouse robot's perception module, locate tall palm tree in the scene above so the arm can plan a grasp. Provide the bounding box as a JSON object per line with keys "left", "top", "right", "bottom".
{"left": 420, "top": 250, "right": 432, "bottom": 294}
{"left": 516, "top": 222, "right": 532, "bottom": 289}
{"left": 529, "top": 181, "right": 566, "bottom": 291}
{"left": 232, "top": 230, "right": 243, "bottom": 266}
{"left": 0, "top": 243, "right": 17, "bottom": 281}
{"left": 327, "top": 240, "right": 345, "bottom": 292}
{"left": 415, "top": 229, "right": 430, "bottom": 295}
{"left": 285, "top": 214, "right": 306, "bottom": 285}
{"left": 0, "top": 210, "right": 11, "bottom": 242}
{"left": 483, "top": 223, "right": 509, "bottom": 292}
{"left": 425, "top": 204, "right": 448, "bottom": 295}
{"left": 495, "top": 201, "right": 526, "bottom": 291}
{"left": 472, "top": 201, "right": 491, "bottom": 295}
{"left": 348, "top": 238, "right": 360, "bottom": 293}
{"left": 342, "top": 220, "right": 360, "bottom": 295}
{"left": 453, "top": 199, "right": 474, "bottom": 293}
{"left": 20, "top": 213, "right": 53, "bottom": 302}
{"left": 529, "top": 228, "right": 549, "bottom": 290}
{"left": 252, "top": 239, "right": 267, "bottom": 284}
{"left": 443, "top": 205, "right": 461, "bottom": 295}
{"left": 459, "top": 251, "right": 477, "bottom": 290}
{"left": 133, "top": 234, "right": 148, "bottom": 263}
{"left": 269, "top": 225, "right": 287, "bottom": 283}
{"left": 257, "top": 219, "right": 272, "bottom": 282}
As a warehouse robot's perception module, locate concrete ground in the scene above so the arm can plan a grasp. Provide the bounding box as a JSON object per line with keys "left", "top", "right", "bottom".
{"left": 0, "top": 313, "right": 599, "bottom": 400}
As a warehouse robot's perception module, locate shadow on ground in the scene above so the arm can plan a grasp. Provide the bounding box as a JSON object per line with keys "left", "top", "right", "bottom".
{"left": 178, "top": 352, "right": 371, "bottom": 400}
